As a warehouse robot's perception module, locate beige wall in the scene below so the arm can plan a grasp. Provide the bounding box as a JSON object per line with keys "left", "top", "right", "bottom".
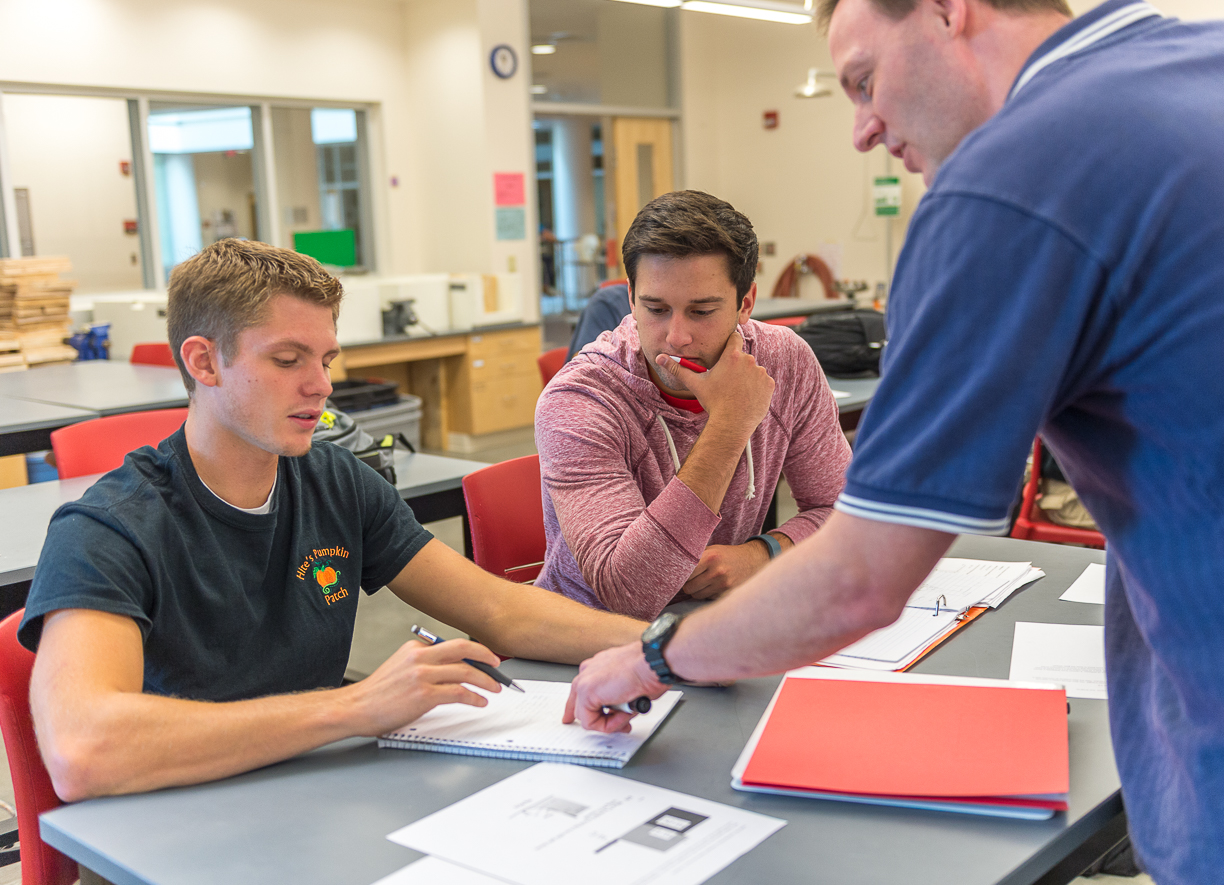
{"left": 1, "top": 93, "right": 144, "bottom": 291}
{"left": 677, "top": 12, "right": 924, "bottom": 299}
{"left": 677, "top": 0, "right": 1223, "bottom": 300}
{"left": 271, "top": 107, "right": 324, "bottom": 239}
{"left": 0, "top": 0, "right": 538, "bottom": 313}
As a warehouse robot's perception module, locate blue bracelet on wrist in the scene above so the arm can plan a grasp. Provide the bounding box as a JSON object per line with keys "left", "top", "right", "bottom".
{"left": 749, "top": 533, "right": 782, "bottom": 559}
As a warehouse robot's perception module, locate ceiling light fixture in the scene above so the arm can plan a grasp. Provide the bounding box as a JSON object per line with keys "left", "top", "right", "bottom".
{"left": 530, "top": 85, "right": 549, "bottom": 94}
{"left": 795, "top": 67, "right": 835, "bottom": 98}
{"left": 679, "top": 0, "right": 812, "bottom": 24}
{"left": 531, "top": 44, "right": 557, "bottom": 55}
{"left": 607, "top": 0, "right": 683, "bottom": 8}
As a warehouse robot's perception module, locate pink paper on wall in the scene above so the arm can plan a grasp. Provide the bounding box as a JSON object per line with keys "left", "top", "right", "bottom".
{"left": 494, "top": 172, "right": 525, "bottom": 206}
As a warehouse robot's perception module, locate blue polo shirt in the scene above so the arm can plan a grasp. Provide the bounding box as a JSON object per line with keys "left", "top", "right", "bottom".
{"left": 837, "top": 3, "right": 1224, "bottom": 880}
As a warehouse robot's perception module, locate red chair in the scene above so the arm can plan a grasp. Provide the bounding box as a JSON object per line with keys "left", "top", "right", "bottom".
{"left": 0, "top": 610, "right": 77, "bottom": 885}
{"left": 129, "top": 342, "right": 177, "bottom": 368}
{"left": 537, "top": 347, "right": 567, "bottom": 387}
{"left": 462, "top": 455, "right": 546, "bottom": 583}
{"left": 1010, "top": 438, "right": 1106, "bottom": 548}
{"left": 50, "top": 408, "right": 189, "bottom": 480}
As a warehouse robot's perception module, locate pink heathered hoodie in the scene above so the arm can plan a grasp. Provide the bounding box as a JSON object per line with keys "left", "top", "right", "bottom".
{"left": 534, "top": 314, "right": 851, "bottom": 620}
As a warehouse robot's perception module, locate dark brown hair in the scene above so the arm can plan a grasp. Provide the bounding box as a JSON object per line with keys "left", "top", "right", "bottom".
{"left": 622, "top": 190, "right": 758, "bottom": 307}
{"left": 166, "top": 239, "right": 343, "bottom": 392}
{"left": 817, "top": 0, "right": 1071, "bottom": 31}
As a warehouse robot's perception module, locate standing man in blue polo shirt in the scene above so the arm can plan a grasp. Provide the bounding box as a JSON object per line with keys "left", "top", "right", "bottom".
{"left": 566, "top": 0, "right": 1224, "bottom": 880}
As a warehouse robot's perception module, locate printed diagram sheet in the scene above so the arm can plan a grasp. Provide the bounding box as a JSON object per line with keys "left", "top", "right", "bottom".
{"left": 386, "top": 762, "right": 785, "bottom": 885}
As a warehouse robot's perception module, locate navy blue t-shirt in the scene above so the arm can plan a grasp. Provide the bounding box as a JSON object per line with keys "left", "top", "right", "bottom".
{"left": 837, "top": 4, "right": 1224, "bottom": 881}
{"left": 20, "top": 429, "right": 432, "bottom": 702}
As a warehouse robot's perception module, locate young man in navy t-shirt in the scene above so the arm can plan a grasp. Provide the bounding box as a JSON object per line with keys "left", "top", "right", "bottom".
{"left": 22, "top": 239, "right": 644, "bottom": 801}
{"left": 565, "top": 1, "right": 1224, "bottom": 881}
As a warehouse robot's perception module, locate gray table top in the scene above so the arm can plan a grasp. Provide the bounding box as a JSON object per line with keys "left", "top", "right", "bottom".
{"left": 750, "top": 298, "right": 855, "bottom": 321}
{"left": 0, "top": 396, "right": 98, "bottom": 435}
{"left": 0, "top": 362, "right": 188, "bottom": 416}
{"left": 827, "top": 376, "right": 879, "bottom": 413}
{"left": 0, "top": 451, "right": 488, "bottom": 589}
{"left": 41, "top": 535, "right": 1114, "bottom": 885}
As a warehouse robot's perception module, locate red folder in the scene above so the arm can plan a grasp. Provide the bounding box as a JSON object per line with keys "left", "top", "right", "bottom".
{"left": 734, "top": 670, "right": 1068, "bottom": 818}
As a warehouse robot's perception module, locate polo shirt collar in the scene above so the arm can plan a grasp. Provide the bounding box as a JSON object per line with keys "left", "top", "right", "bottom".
{"left": 1009, "top": 0, "right": 1163, "bottom": 101}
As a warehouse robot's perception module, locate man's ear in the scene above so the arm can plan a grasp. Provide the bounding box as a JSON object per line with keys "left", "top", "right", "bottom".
{"left": 738, "top": 282, "right": 758, "bottom": 324}
{"left": 929, "top": 0, "right": 969, "bottom": 38}
{"left": 180, "top": 336, "right": 222, "bottom": 389}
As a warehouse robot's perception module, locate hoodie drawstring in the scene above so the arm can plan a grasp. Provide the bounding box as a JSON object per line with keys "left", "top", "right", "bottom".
{"left": 656, "top": 414, "right": 756, "bottom": 501}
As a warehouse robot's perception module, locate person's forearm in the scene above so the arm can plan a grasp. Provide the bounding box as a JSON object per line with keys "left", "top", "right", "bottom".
{"left": 676, "top": 416, "right": 756, "bottom": 515}
{"left": 466, "top": 581, "right": 646, "bottom": 664}
{"left": 35, "top": 684, "right": 364, "bottom": 801}
{"left": 651, "top": 515, "right": 953, "bottom": 683}
{"left": 772, "top": 504, "right": 835, "bottom": 548}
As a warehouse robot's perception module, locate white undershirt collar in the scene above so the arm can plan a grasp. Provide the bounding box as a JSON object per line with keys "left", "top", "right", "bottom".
{"left": 200, "top": 473, "right": 277, "bottom": 515}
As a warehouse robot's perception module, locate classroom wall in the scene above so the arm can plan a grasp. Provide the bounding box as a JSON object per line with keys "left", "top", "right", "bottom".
{"left": 0, "top": 0, "right": 538, "bottom": 316}
{"left": 677, "top": 13, "right": 925, "bottom": 298}
{"left": 0, "top": 93, "right": 144, "bottom": 291}
{"left": 676, "top": 0, "right": 1224, "bottom": 298}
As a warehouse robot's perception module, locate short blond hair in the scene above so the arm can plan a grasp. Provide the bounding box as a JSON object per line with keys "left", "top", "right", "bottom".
{"left": 166, "top": 239, "right": 344, "bottom": 392}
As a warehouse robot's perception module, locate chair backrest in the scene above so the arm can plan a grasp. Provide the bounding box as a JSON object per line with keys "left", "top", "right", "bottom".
{"left": 462, "top": 455, "right": 546, "bottom": 583}
{"left": 129, "top": 342, "right": 177, "bottom": 368}
{"left": 537, "top": 347, "right": 568, "bottom": 387}
{"left": 50, "top": 408, "right": 189, "bottom": 480}
{"left": 1010, "top": 437, "right": 1106, "bottom": 549}
{"left": 0, "top": 611, "right": 77, "bottom": 885}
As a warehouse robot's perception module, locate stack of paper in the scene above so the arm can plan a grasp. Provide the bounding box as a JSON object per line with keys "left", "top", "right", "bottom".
{"left": 732, "top": 668, "right": 1069, "bottom": 820}
{"left": 821, "top": 559, "right": 1044, "bottom": 671}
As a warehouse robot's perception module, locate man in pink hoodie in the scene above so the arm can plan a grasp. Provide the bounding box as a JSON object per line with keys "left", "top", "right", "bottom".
{"left": 534, "top": 190, "right": 851, "bottom": 621}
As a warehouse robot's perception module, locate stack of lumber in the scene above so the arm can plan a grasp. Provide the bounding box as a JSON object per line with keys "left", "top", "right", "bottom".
{"left": 0, "top": 256, "right": 79, "bottom": 367}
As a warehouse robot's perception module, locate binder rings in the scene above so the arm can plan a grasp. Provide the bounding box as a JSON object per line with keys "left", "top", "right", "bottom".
{"left": 379, "top": 680, "right": 682, "bottom": 768}
{"left": 732, "top": 668, "right": 1069, "bottom": 819}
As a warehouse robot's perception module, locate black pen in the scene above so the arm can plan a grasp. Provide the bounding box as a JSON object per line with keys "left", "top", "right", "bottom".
{"left": 410, "top": 624, "right": 525, "bottom": 693}
{"left": 606, "top": 697, "right": 653, "bottom": 715}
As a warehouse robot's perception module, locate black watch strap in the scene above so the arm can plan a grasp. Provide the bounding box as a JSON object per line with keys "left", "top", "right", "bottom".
{"left": 642, "top": 613, "right": 684, "bottom": 685}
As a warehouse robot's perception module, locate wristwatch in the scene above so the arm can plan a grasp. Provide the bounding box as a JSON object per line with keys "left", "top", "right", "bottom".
{"left": 749, "top": 532, "right": 782, "bottom": 559}
{"left": 642, "top": 613, "right": 685, "bottom": 684}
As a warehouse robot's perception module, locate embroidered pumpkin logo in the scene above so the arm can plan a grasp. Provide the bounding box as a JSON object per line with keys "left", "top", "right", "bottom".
{"left": 313, "top": 561, "right": 341, "bottom": 593}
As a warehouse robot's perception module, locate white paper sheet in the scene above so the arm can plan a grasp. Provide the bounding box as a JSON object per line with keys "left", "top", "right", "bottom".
{"left": 907, "top": 559, "right": 1041, "bottom": 612}
{"left": 379, "top": 681, "right": 682, "bottom": 768}
{"left": 371, "top": 857, "right": 505, "bottom": 885}
{"left": 830, "top": 389, "right": 851, "bottom": 399}
{"left": 821, "top": 607, "right": 963, "bottom": 670}
{"left": 386, "top": 763, "right": 785, "bottom": 885}
{"left": 1008, "top": 622, "right": 1106, "bottom": 700}
{"left": 1059, "top": 563, "right": 1106, "bottom": 604}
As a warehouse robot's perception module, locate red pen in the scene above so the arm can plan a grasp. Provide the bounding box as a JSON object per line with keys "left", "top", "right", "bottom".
{"left": 666, "top": 355, "right": 708, "bottom": 374}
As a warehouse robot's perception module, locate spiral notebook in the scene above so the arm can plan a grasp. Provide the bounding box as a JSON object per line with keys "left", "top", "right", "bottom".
{"left": 378, "top": 680, "right": 683, "bottom": 768}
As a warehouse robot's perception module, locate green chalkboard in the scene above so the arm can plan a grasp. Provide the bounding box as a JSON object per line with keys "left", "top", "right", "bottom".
{"left": 294, "top": 229, "right": 357, "bottom": 267}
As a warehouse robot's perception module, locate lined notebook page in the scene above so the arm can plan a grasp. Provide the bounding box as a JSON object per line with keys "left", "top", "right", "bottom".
{"left": 379, "top": 680, "right": 682, "bottom": 768}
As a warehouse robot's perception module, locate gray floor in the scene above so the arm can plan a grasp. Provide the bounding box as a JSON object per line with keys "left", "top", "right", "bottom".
{"left": 0, "top": 426, "right": 1150, "bottom": 884}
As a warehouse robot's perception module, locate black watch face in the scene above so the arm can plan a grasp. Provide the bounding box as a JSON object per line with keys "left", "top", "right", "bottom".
{"left": 643, "top": 613, "right": 677, "bottom": 647}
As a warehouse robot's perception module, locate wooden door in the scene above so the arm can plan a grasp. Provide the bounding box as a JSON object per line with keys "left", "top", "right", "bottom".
{"left": 610, "top": 117, "right": 674, "bottom": 276}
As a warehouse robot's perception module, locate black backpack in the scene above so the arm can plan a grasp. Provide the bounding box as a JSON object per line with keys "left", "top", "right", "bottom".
{"left": 796, "top": 309, "right": 887, "bottom": 378}
{"left": 312, "top": 406, "right": 414, "bottom": 485}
